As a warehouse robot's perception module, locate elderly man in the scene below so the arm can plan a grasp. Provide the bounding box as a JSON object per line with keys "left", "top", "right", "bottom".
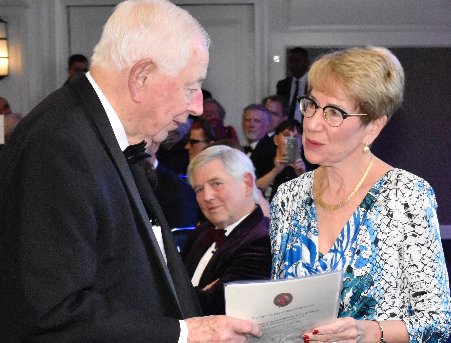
{"left": 241, "top": 103, "right": 276, "bottom": 179}
{"left": 182, "top": 145, "right": 271, "bottom": 315}
{"left": 0, "top": 0, "right": 261, "bottom": 341}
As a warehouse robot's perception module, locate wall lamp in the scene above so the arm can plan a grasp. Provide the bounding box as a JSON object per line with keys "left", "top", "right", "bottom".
{"left": 0, "top": 18, "right": 9, "bottom": 79}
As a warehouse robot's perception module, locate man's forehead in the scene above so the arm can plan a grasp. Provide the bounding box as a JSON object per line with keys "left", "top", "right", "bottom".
{"left": 193, "top": 172, "right": 223, "bottom": 187}
{"left": 245, "top": 110, "right": 264, "bottom": 119}
{"left": 194, "top": 160, "right": 226, "bottom": 176}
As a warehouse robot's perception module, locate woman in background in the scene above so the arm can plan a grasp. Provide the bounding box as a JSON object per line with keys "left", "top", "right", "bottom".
{"left": 270, "top": 46, "right": 450, "bottom": 342}
{"left": 255, "top": 119, "right": 305, "bottom": 201}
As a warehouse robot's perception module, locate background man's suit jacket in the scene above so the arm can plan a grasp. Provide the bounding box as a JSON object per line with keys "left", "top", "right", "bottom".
{"left": 154, "top": 162, "right": 200, "bottom": 228}
{"left": 0, "top": 76, "right": 200, "bottom": 342}
{"left": 250, "top": 134, "right": 277, "bottom": 179}
{"left": 276, "top": 76, "right": 294, "bottom": 104}
{"left": 181, "top": 206, "right": 271, "bottom": 315}
{"left": 276, "top": 75, "right": 308, "bottom": 102}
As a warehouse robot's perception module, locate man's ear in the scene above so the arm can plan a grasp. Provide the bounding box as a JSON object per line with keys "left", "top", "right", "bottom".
{"left": 128, "top": 59, "right": 155, "bottom": 102}
{"left": 364, "top": 115, "right": 388, "bottom": 145}
{"left": 273, "top": 134, "right": 278, "bottom": 146}
{"left": 242, "top": 172, "right": 255, "bottom": 196}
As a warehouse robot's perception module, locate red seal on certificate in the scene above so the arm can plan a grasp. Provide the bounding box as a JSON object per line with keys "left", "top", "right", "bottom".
{"left": 273, "top": 292, "right": 293, "bottom": 307}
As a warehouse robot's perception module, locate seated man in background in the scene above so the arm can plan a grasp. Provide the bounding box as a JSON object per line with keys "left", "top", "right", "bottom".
{"left": 202, "top": 98, "right": 240, "bottom": 146}
{"left": 241, "top": 104, "right": 276, "bottom": 179}
{"left": 187, "top": 120, "right": 270, "bottom": 218}
{"left": 182, "top": 145, "right": 271, "bottom": 315}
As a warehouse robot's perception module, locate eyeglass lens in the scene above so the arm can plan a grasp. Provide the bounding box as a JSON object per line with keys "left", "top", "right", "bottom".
{"left": 299, "top": 97, "right": 344, "bottom": 127}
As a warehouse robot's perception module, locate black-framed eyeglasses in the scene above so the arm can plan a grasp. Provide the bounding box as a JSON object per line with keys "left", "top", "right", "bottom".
{"left": 187, "top": 138, "right": 208, "bottom": 145}
{"left": 297, "top": 96, "right": 367, "bottom": 127}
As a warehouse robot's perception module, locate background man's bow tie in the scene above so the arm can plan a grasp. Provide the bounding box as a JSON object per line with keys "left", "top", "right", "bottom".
{"left": 123, "top": 140, "right": 151, "bottom": 164}
{"left": 243, "top": 145, "right": 253, "bottom": 154}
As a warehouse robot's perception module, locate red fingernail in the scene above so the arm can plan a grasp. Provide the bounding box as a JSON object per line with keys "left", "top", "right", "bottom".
{"left": 303, "top": 334, "right": 310, "bottom": 340}
{"left": 313, "top": 329, "right": 319, "bottom": 335}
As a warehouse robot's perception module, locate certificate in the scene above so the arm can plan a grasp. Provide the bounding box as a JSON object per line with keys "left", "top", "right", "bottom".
{"left": 225, "top": 271, "right": 342, "bottom": 342}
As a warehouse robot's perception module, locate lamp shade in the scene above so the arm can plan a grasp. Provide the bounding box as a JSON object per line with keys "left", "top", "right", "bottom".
{"left": 0, "top": 18, "right": 9, "bottom": 78}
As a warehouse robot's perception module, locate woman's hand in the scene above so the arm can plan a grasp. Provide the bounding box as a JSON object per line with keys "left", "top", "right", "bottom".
{"left": 290, "top": 157, "right": 306, "bottom": 176}
{"left": 273, "top": 150, "right": 289, "bottom": 173}
{"left": 302, "top": 318, "right": 381, "bottom": 343}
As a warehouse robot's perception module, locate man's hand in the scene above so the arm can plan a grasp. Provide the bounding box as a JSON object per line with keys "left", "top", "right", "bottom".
{"left": 186, "top": 315, "right": 262, "bottom": 342}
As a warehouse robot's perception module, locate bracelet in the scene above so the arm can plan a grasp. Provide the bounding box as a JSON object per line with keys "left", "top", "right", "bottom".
{"left": 372, "top": 320, "right": 386, "bottom": 343}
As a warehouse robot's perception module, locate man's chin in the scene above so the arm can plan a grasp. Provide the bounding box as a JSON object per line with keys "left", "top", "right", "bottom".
{"left": 151, "top": 130, "right": 169, "bottom": 143}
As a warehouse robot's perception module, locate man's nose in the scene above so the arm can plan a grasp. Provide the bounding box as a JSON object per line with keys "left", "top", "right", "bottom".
{"left": 187, "top": 89, "right": 203, "bottom": 116}
{"left": 202, "top": 184, "right": 214, "bottom": 201}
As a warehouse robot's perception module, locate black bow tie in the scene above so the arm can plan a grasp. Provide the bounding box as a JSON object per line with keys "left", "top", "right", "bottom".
{"left": 243, "top": 145, "right": 253, "bottom": 154}
{"left": 204, "top": 228, "right": 226, "bottom": 250}
{"left": 123, "top": 140, "right": 151, "bottom": 164}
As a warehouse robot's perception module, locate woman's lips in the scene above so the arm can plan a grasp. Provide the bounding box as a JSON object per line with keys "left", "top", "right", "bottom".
{"left": 305, "top": 138, "right": 323, "bottom": 148}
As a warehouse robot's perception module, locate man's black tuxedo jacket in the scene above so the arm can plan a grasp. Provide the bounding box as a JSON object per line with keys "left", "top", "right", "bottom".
{"left": 181, "top": 206, "right": 271, "bottom": 315}
{"left": 249, "top": 134, "right": 277, "bottom": 179}
{"left": 0, "top": 76, "right": 201, "bottom": 341}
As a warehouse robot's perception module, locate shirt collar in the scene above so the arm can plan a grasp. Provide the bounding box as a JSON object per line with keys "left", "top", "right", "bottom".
{"left": 220, "top": 209, "right": 253, "bottom": 237}
{"left": 249, "top": 140, "right": 259, "bottom": 149}
{"left": 86, "top": 71, "right": 129, "bottom": 151}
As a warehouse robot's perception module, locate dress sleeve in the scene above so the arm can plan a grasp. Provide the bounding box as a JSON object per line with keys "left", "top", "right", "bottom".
{"left": 399, "top": 179, "right": 451, "bottom": 341}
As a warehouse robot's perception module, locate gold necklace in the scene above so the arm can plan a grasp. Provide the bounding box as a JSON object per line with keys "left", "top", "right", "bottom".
{"left": 314, "top": 157, "right": 374, "bottom": 211}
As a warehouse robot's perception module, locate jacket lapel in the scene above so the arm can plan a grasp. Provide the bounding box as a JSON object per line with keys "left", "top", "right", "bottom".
{"left": 130, "top": 161, "right": 201, "bottom": 317}
{"left": 199, "top": 206, "right": 263, "bottom": 285}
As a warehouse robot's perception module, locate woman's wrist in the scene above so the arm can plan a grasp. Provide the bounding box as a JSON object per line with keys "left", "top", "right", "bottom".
{"left": 372, "top": 320, "right": 386, "bottom": 343}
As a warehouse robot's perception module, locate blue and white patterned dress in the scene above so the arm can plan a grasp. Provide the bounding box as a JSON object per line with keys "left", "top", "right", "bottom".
{"left": 270, "top": 168, "right": 451, "bottom": 342}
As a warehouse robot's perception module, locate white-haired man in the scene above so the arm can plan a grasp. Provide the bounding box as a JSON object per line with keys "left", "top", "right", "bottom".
{"left": 0, "top": 0, "right": 261, "bottom": 341}
{"left": 182, "top": 145, "right": 271, "bottom": 315}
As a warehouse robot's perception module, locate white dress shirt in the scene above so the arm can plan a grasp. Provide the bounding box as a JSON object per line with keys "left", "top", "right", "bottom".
{"left": 191, "top": 213, "right": 250, "bottom": 286}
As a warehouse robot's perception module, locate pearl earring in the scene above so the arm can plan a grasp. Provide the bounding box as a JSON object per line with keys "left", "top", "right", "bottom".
{"left": 363, "top": 141, "right": 370, "bottom": 154}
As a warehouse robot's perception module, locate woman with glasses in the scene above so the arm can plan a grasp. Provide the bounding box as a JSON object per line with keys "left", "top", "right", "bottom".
{"left": 270, "top": 47, "right": 450, "bottom": 342}
{"left": 185, "top": 117, "right": 217, "bottom": 162}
